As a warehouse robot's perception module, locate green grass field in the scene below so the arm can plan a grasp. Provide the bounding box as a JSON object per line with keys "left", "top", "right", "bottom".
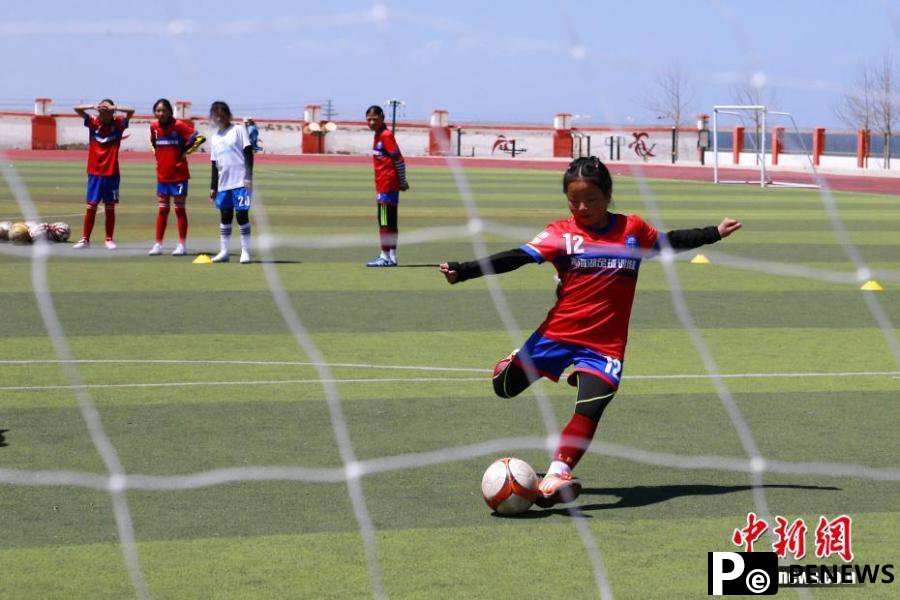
{"left": 1, "top": 158, "right": 898, "bottom": 599}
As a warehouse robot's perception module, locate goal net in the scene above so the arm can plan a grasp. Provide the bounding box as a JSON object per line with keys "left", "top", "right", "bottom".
{"left": 712, "top": 104, "right": 820, "bottom": 188}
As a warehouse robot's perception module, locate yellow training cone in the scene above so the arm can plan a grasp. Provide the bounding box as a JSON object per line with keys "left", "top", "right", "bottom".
{"left": 860, "top": 280, "right": 883, "bottom": 291}
{"left": 193, "top": 254, "right": 213, "bottom": 264}
{"left": 690, "top": 254, "right": 710, "bottom": 264}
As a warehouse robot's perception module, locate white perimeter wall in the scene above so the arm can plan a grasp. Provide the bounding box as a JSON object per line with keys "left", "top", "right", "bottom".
{"left": 2, "top": 112, "right": 897, "bottom": 173}
{"left": 0, "top": 115, "right": 33, "bottom": 149}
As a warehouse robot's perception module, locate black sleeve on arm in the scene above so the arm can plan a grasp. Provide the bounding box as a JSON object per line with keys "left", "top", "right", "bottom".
{"left": 210, "top": 161, "right": 218, "bottom": 194}
{"left": 449, "top": 248, "right": 535, "bottom": 282}
{"left": 664, "top": 225, "right": 721, "bottom": 251}
{"left": 243, "top": 146, "right": 254, "bottom": 180}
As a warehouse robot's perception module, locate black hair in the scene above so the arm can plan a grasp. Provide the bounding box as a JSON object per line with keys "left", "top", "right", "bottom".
{"left": 563, "top": 156, "right": 613, "bottom": 197}
{"left": 100, "top": 98, "right": 115, "bottom": 106}
{"left": 209, "top": 101, "right": 232, "bottom": 117}
{"left": 366, "top": 105, "right": 384, "bottom": 118}
{"left": 153, "top": 98, "right": 173, "bottom": 114}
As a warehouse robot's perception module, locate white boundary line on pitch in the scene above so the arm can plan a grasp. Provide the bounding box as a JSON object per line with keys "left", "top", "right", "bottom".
{"left": 0, "top": 377, "right": 486, "bottom": 392}
{"left": 1, "top": 358, "right": 898, "bottom": 381}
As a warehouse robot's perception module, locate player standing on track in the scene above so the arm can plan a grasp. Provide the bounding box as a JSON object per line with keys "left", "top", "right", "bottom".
{"left": 149, "top": 98, "right": 205, "bottom": 256}
{"left": 72, "top": 99, "right": 134, "bottom": 250}
{"left": 208, "top": 101, "right": 253, "bottom": 264}
{"left": 366, "top": 105, "right": 409, "bottom": 267}
{"left": 440, "top": 156, "right": 742, "bottom": 508}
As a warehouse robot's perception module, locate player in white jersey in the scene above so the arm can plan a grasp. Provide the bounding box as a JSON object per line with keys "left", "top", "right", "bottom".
{"left": 208, "top": 101, "right": 253, "bottom": 264}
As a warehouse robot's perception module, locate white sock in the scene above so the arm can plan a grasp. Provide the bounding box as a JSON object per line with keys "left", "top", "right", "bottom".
{"left": 219, "top": 224, "right": 232, "bottom": 252}
{"left": 380, "top": 250, "right": 389, "bottom": 260}
{"left": 239, "top": 222, "right": 251, "bottom": 251}
{"left": 547, "top": 460, "right": 571, "bottom": 477}
{"left": 388, "top": 248, "right": 396, "bottom": 262}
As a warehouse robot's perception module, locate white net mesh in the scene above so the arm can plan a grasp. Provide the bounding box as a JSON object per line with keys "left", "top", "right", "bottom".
{"left": 1, "top": 4, "right": 898, "bottom": 599}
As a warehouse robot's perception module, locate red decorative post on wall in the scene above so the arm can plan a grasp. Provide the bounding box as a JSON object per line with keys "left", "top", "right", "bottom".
{"left": 552, "top": 113, "right": 573, "bottom": 158}
{"left": 428, "top": 109, "right": 451, "bottom": 155}
{"left": 302, "top": 104, "right": 322, "bottom": 154}
{"left": 812, "top": 127, "right": 825, "bottom": 166}
{"left": 856, "top": 129, "right": 869, "bottom": 168}
{"left": 732, "top": 126, "right": 744, "bottom": 165}
{"left": 771, "top": 127, "right": 784, "bottom": 166}
{"left": 31, "top": 98, "right": 57, "bottom": 150}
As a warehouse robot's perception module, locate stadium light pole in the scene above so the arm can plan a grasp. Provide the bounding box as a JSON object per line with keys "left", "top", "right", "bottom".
{"left": 385, "top": 99, "right": 405, "bottom": 132}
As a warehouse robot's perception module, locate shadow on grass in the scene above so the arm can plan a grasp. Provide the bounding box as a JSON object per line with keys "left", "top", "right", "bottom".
{"left": 246, "top": 260, "right": 303, "bottom": 264}
{"left": 394, "top": 264, "right": 441, "bottom": 268}
{"left": 0, "top": 429, "right": 8, "bottom": 447}
{"left": 493, "top": 483, "right": 840, "bottom": 519}
{"left": 182, "top": 253, "right": 302, "bottom": 265}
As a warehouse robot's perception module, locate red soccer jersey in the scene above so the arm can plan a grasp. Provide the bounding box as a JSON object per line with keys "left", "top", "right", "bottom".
{"left": 84, "top": 115, "right": 129, "bottom": 176}
{"left": 150, "top": 119, "right": 197, "bottom": 182}
{"left": 520, "top": 213, "right": 659, "bottom": 359}
{"left": 372, "top": 127, "right": 404, "bottom": 193}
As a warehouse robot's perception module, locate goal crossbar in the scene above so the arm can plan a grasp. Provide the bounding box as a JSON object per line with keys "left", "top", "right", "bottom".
{"left": 711, "top": 105, "right": 820, "bottom": 189}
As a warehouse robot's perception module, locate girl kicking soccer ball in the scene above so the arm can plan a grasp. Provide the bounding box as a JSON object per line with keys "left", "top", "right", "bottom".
{"left": 440, "top": 156, "right": 741, "bottom": 508}
{"left": 208, "top": 101, "right": 253, "bottom": 263}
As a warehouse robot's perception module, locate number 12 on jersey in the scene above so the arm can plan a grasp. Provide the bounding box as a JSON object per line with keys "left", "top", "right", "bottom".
{"left": 563, "top": 233, "right": 584, "bottom": 255}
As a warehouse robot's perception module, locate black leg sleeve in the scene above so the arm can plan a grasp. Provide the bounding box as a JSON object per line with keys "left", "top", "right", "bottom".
{"left": 386, "top": 203, "right": 398, "bottom": 229}
{"left": 573, "top": 372, "right": 617, "bottom": 422}
{"left": 492, "top": 353, "right": 544, "bottom": 399}
{"left": 220, "top": 208, "right": 234, "bottom": 225}
{"left": 235, "top": 210, "right": 250, "bottom": 225}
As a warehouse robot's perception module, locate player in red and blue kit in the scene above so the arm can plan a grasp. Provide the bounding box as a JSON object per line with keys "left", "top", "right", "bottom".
{"left": 72, "top": 99, "right": 134, "bottom": 250}
{"left": 366, "top": 105, "right": 409, "bottom": 267}
{"left": 440, "top": 156, "right": 742, "bottom": 508}
{"left": 149, "top": 98, "right": 205, "bottom": 256}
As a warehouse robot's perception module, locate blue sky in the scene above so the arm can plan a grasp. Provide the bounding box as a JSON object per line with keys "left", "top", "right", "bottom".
{"left": 1, "top": 0, "right": 897, "bottom": 127}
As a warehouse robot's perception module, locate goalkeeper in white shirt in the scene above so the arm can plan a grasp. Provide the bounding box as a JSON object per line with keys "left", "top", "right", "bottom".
{"left": 208, "top": 101, "right": 254, "bottom": 264}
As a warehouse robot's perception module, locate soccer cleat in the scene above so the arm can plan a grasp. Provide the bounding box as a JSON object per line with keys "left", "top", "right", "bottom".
{"left": 534, "top": 472, "right": 582, "bottom": 508}
{"left": 148, "top": 243, "right": 163, "bottom": 255}
{"left": 240, "top": 249, "right": 251, "bottom": 264}
{"left": 72, "top": 238, "right": 90, "bottom": 249}
{"left": 171, "top": 243, "right": 186, "bottom": 256}
{"left": 104, "top": 239, "right": 117, "bottom": 250}
{"left": 211, "top": 250, "right": 230, "bottom": 263}
{"left": 366, "top": 256, "right": 395, "bottom": 267}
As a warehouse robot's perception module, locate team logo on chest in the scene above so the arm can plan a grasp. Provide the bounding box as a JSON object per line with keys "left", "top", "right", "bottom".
{"left": 569, "top": 233, "right": 640, "bottom": 273}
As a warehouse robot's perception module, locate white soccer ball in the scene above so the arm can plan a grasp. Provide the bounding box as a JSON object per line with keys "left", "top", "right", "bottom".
{"left": 48, "top": 222, "right": 71, "bottom": 242}
{"left": 28, "top": 222, "right": 49, "bottom": 242}
{"left": 481, "top": 457, "right": 539, "bottom": 515}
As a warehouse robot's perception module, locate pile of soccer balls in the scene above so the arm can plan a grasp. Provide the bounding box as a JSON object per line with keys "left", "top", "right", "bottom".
{"left": 0, "top": 221, "right": 70, "bottom": 244}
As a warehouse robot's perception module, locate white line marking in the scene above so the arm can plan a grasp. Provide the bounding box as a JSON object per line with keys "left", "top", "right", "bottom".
{"left": 0, "top": 377, "right": 485, "bottom": 392}
{"left": 0, "top": 358, "right": 488, "bottom": 372}
{"left": 0, "top": 212, "right": 84, "bottom": 220}
{"left": 1, "top": 359, "right": 897, "bottom": 381}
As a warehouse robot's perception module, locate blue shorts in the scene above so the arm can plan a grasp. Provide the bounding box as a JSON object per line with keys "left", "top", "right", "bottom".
{"left": 215, "top": 187, "right": 251, "bottom": 210}
{"left": 512, "top": 331, "right": 623, "bottom": 388}
{"left": 157, "top": 181, "right": 188, "bottom": 198}
{"left": 376, "top": 191, "right": 399, "bottom": 204}
{"left": 86, "top": 175, "right": 120, "bottom": 204}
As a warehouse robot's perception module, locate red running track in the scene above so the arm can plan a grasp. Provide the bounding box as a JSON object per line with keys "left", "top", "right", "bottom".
{"left": 4, "top": 149, "right": 898, "bottom": 195}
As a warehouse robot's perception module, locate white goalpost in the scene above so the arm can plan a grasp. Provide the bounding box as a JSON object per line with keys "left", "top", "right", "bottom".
{"left": 712, "top": 104, "right": 820, "bottom": 189}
